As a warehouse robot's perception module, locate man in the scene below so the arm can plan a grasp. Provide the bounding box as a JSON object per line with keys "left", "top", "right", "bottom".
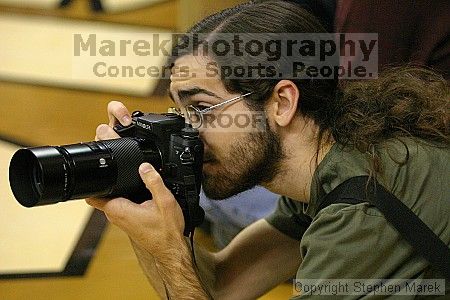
{"left": 200, "top": 0, "right": 450, "bottom": 250}
{"left": 198, "top": 0, "right": 335, "bottom": 250}
{"left": 87, "top": 1, "right": 449, "bottom": 299}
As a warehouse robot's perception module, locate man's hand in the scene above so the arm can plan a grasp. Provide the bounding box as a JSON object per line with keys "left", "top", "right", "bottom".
{"left": 86, "top": 101, "right": 209, "bottom": 299}
{"left": 87, "top": 100, "right": 186, "bottom": 259}
{"left": 94, "top": 100, "right": 130, "bottom": 141}
{"left": 85, "top": 163, "right": 185, "bottom": 258}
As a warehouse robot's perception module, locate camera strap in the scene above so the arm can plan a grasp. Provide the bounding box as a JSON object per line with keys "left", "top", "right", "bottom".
{"left": 316, "top": 175, "right": 450, "bottom": 280}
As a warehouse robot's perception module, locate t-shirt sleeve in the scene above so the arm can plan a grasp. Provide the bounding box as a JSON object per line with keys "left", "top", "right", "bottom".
{"left": 265, "top": 196, "right": 312, "bottom": 240}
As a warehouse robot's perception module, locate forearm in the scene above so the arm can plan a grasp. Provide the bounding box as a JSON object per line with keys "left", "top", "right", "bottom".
{"left": 131, "top": 240, "right": 168, "bottom": 299}
{"left": 213, "top": 220, "right": 301, "bottom": 300}
{"left": 131, "top": 238, "right": 211, "bottom": 299}
{"left": 192, "top": 240, "right": 218, "bottom": 297}
{"left": 130, "top": 220, "right": 300, "bottom": 300}
{"left": 156, "top": 239, "right": 210, "bottom": 299}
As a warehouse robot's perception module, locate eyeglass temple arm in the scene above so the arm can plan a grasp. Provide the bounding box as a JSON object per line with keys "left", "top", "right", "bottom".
{"left": 200, "top": 92, "right": 253, "bottom": 113}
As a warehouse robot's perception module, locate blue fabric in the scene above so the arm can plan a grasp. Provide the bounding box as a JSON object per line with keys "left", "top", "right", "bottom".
{"left": 200, "top": 186, "right": 279, "bottom": 248}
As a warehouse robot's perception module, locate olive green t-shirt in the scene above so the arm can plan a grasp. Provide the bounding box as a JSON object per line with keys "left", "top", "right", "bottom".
{"left": 266, "top": 138, "right": 450, "bottom": 299}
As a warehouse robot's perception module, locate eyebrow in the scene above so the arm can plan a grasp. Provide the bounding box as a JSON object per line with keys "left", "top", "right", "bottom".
{"left": 169, "top": 87, "right": 223, "bottom": 104}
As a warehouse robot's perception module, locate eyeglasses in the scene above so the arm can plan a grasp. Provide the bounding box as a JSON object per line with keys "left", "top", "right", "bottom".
{"left": 170, "top": 92, "right": 253, "bottom": 128}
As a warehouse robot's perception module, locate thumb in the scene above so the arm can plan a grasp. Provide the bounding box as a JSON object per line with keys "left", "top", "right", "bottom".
{"left": 139, "top": 163, "right": 172, "bottom": 204}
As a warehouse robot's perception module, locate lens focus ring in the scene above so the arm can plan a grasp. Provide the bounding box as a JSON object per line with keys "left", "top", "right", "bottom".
{"left": 100, "top": 138, "right": 145, "bottom": 196}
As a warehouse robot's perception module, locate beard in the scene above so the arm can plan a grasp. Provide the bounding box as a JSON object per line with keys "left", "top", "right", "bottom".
{"left": 202, "top": 126, "right": 284, "bottom": 200}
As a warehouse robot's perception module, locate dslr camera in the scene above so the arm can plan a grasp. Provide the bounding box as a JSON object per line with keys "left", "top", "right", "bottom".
{"left": 9, "top": 111, "right": 205, "bottom": 236}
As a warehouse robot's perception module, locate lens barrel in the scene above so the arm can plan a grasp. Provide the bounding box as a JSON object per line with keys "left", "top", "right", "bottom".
{"left": 9, "top": 137, "right": 161, "bottom": 207}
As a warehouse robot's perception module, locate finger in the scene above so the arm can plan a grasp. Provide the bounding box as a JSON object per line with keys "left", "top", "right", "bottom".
{"left": 86, "top": 197, "right": 143, "bottom": 227}
{"left": 85, "top": 197, "right": 108, "bottom": 210}
{"left": 96, "top": 124, "right": 120, "bottom": 141}
{"left": 139, "top": 163, "right": 173, "bottom": 206}
{"left": 107, "top": 101, "right": 132, "bottom": 127}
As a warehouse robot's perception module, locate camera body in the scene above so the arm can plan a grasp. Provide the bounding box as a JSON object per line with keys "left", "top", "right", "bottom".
{"left": 116, "top": 111, "right": 205, "bottom": 235}
{"left": 9, "top": 111, "right": 205, "bottom": 236}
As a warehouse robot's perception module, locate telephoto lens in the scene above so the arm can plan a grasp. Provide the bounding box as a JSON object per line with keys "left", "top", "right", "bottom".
{"left": 9, "top": 111, "right": 205, "bottom": 236}
{"left": 9, "top": 138, "right": 162, "bottom": 207}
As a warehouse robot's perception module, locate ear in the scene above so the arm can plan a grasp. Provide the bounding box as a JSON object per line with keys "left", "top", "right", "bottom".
{"left": 268, "top": 80, "right": 300, "bottom": 127}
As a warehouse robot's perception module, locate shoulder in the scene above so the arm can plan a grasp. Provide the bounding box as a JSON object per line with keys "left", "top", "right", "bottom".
{"left": 298, "top": 203, "right": 427, "bottom": 279}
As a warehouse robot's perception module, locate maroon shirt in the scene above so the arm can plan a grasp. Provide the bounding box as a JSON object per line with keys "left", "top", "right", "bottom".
{"left": 336, "top": 0, "right": 450, "bottom": 79}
